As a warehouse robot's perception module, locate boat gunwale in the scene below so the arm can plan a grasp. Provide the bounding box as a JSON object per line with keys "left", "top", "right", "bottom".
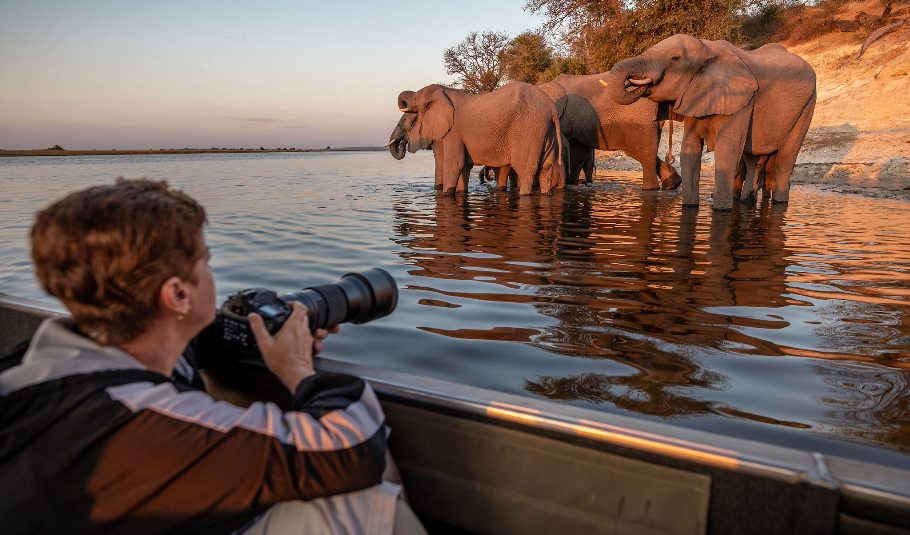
{"left": 2, "top": 291, "right": 909, "bottom": 512}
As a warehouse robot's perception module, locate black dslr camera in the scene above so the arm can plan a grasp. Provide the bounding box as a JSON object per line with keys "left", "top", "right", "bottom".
{"left": 217, "top": 268, "right": 398, "bottom": 356}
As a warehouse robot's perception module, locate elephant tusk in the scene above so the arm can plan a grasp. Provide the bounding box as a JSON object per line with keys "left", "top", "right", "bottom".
{"left": 398, "top": 107, "right": 409, "bottom": 112}
{"left": 628, "top": 77, "right": 653, "bottom": 86}
{"left": 384, "top": 139, "right": 397, "bottom": 147}
{"left": 598, "top": 79, "right": 608, "bottom": 87}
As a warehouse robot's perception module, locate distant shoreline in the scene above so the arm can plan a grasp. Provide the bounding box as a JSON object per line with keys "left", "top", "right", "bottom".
{"left": 0, "top": 148, "right": 385, "bottom": 157}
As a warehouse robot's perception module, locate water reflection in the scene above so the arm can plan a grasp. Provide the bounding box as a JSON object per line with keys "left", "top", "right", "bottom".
{"left": 3, "top": 154, "right": 908, "bottom": 460}
{"left": 392, "top": 178, "right": 910, "bottom": 452}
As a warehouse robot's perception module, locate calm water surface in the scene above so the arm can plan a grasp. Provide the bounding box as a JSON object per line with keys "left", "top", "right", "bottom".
{"left": 2, "top": 152, "right": 909, "bottom": 468}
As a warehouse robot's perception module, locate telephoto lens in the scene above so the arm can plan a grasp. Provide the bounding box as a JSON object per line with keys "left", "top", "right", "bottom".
{"left": 280, "top": 268, "right": 398, "bottom": 331}
{"left": 218, "top": 268, "right": 398, "bottom": 356}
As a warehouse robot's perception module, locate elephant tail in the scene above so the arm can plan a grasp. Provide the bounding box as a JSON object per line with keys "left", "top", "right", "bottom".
{"left": 552, "top": 110, "right": 562, "bottom": 166}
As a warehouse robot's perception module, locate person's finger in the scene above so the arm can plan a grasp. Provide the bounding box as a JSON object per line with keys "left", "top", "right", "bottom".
{"left": 286, "top": 301, "right": 310, "bottom": 330}
{"left": 248, "top": 313, "right": 273, "bottom": 350}
{"left": 313, "top": 328, "right": 329, "bottom": 340}
{"left": 313, "top": 340, "right": 324, "bottom": 355}
{"left": 328, "top": 325, "right": 340, "bottom": 334}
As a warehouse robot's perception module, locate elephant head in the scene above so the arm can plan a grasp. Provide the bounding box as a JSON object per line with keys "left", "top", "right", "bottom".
{"left": 602, "top": 34, "right": 758, "bottom": 118}
{"left": 386, "top": 112, "right": 411, "bottom": 160}
{"left": 407, "top": 85, "right": 455, "bottom": 152}
{"left": 386, "top": 90, "right": 436, "bottom": 158}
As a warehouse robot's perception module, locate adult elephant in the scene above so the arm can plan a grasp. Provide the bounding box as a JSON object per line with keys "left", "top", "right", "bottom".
{"left": 387, "top": 112, "right": 527, "bottom": 192}
{"left": 602, "top": 34, "right": 816, "bottom": 210}
{"left": 389, "top": 112, "right": 570, "bottom": 193}
{"left": 397, "top": 83, "right": 565, "bottom": 196}
{"left": 540, "top": 74, "right": 681, "bottom": 190}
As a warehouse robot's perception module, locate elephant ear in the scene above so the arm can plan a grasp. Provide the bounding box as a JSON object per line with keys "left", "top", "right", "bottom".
{"left": 540, "top": 83, "right": 568, "bottom": 118}
{"left": 674, "top": 41, "right": 758, "bottom": 118}
{"left": 419, "top": 88, "right": 455, "bottom": 141}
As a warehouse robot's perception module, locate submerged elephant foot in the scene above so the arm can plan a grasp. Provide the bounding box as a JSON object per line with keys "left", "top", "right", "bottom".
{"left": 434, "top": 184, "right": 443, "bottom": 190}
{"left": 772, "top": 198, "right": 789, "bottom": 205}
{"left": 682, "top": 202, "right": 700, "bottom": 208}
{"left": 739, "top": 191, "right": 757, "bottom": 205}
{"left": 444, "top": 187, "right": 456, "bottom": 196}
{"left": 712, "top": 204, "right": 733, "bottom": 212}
{"left": 497, "top": 186, "right": 507, "bottom": 191}
{"left": 642, "top": 186, "right": 660, "bottom": 191}
{"left": 661, "top": 173, "right": 682, "bottom": 190}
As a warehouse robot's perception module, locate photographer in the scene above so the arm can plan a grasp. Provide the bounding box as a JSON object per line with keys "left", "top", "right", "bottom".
{"left": 0, "top": 179, "right": 425, "bottom": 535}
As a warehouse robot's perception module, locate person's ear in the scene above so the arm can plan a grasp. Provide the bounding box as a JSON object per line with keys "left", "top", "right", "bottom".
{"left": 159, "top": 276, "right": 191, "bottom": 318}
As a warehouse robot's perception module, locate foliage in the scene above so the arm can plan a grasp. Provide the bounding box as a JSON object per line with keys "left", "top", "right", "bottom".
{"left": 525, "top": 0, "right": 744, "bottom": 71}
{"left": 443, "top": 31, "right": 511, "bottom": 92}
{"left": 501, "top": 31, "right": 554, "bottom": 84}
{"left": 48, "top": 145, "right": 64, "bottom": 150}
{"left": 537, "top": 55, "right": 590, "bottom": 83}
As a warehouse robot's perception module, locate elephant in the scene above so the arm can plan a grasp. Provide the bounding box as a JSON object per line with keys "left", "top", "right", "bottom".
{"left": 396, "top": 83, "right": 565, "bottom": 196}
{"left": 602, "top": 34, "right": 817, "bottom": 210}
{"left": 388, "top": 111, "right": 447, "bottom": 190}
{"left": 479, "top": 131, "right": 571, "bottom": 191}
{"left": 388, "top": 112, "right": 525, "bottom": 192}
{"left": 539, "top": 74, "right": 681, "bottom": 190}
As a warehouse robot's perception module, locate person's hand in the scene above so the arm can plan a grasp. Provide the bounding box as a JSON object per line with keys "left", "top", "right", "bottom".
{"left": 248, "top": 301, "right": 318, "bottom": 392}
{"left": 313, "top": 324, "right": 341, "bottom": 355}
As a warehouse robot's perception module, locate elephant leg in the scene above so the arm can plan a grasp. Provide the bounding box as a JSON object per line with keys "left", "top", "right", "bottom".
{"left": 539, "top": 158, "right": 554, "bottom": 196}
{"left": 509, "top": 169, "right": 518, "bottom": 189}
{"left": 457, "top": 155, "right": 472, "bottom": 193}
{"left": 679, "top": 125, "right": 704, "bottom": 207}
{"left": 441, "top": 140, "right": 465, "bottom": 196}
{"left": 432, "top": 143, "right": 444, "bottom": 190}
{"left": 712, "top": 118, "right": 749, "bottom": 212}
{"left": 497, "top": 165, "right": 511, "bottom": 191}
{"left": 657, "top": 157, "right": 682, "bottom": 190}
{"left": 772, "top": 93, "right": 815, "bottom": 204}
{"left": 567, "top": 143, "right": 587, "bottom": 185}
{"left": 762, "top": 154, "right": 777, "bottom": 199}
{"left": 584, "top": 148, "right": 594, "bottom": 184}
{"left": 514, "top": 159, "right": 537, "bottom": 196}
{"left": 752, "top": 154, "right": 771, "bottom": 200}
{"left": 477, "top": 166, "right": 487, "bottom": 184}
{"left": 738, "top": 155, "right": 759, "bottom": 205}
{"left": 552, "top": 151, "right": 566, "bottom": 191}
{"left": 733, "top": 158, "right": 746, "bottom": 198}
{"left": 640, "top": 156, "right": 661, "bottom": 190}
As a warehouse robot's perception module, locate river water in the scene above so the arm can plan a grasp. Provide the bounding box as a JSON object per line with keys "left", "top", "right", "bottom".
{"left": 1, "top": 151, "right": 909, "bottom": 468}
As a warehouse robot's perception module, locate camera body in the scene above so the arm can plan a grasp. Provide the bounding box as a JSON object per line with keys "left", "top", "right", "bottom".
{"left": 216, "top": 268, "right": 398, "bottom": 356}
{"left": 219, "top": 289, "right": 290, "bottom": 353}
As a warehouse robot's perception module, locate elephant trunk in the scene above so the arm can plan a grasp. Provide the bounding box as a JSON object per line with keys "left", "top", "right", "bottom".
{"left": 603, "top": 57, "right": 660, "bottom": 105}
{"left": 397, "top": 91, "right": 417, "bottom": 112}
{"left": 387, "top": 129, "right": 407, "bottom": 160}
{"left": 387, "top": 114, "right": 409, "bottom": 160}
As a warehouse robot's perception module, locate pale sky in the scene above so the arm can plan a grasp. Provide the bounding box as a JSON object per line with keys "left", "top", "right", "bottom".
{"left": 0, "top": 0, "right": 544, "bottom": 150}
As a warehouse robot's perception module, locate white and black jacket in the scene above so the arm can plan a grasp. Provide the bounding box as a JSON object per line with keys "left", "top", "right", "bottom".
{"left": 0, "top": 317, "right": 388, "bottom": 534}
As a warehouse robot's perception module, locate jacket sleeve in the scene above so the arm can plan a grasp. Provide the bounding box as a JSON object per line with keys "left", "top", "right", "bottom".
{"left": 99, "top": 372, "right": 387, "bottom": 516}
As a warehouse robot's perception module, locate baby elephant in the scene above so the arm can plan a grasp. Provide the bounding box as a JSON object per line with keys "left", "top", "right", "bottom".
{"left": 397, "top": 82, "right": 565, "bottom": 196}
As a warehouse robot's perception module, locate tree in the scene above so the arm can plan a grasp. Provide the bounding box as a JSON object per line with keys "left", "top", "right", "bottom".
{"left": 500, "top": 31, "right": 554, "bottom": 84}
{"left": 443, "top": 31, "right": 511, "bottom": 92}
{"left": 525, "top": 0, "right": 743, "bottom": 72}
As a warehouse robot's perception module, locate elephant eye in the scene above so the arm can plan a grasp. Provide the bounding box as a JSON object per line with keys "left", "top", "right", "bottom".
{"left": 425, "top": 102, "right": 432, "bottom": 111}
{"left": 672, "top": 55, "right": 681, "bottom": 61}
